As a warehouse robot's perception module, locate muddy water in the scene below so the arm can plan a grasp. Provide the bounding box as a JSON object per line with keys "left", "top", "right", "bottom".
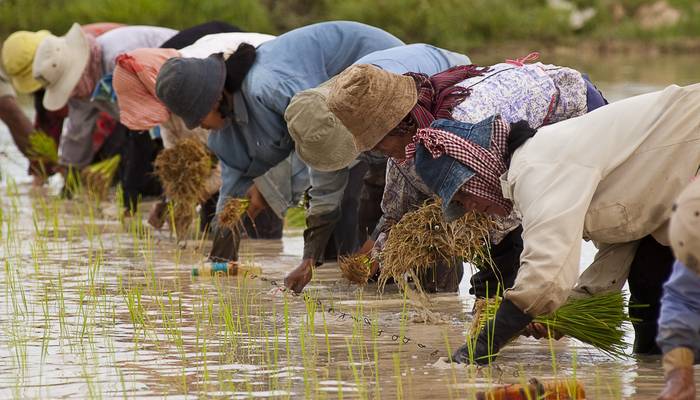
{"left": 0, "top": 54, "right": 699, "bottom": 399}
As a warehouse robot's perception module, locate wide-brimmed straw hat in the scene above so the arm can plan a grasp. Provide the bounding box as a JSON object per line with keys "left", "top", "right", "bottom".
{"left": 285, "top": 78, "right": 359, "bottom": 172}
{"left": 327, "top": 64, "right": 417, "bottom": 152}
{"left": 1, "top": 29, "right": 52, "bottom": 93}
{"left": 669, "top": 179, "right": 700, "bottom": 274}
{"left": 33, "top": 23, "right": 90, "bottom": 110}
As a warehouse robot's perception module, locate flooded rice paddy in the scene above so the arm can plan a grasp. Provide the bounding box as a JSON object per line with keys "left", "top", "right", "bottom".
{"left": 0, "top": 54, "right": 699, "bottom": 399}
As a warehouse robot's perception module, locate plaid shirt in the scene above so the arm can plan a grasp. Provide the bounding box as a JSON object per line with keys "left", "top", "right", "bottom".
{"left": 406, "top": 116, "right": 513, "bottom": 212}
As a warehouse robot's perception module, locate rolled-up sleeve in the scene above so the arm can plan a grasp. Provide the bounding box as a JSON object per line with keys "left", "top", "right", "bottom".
{"left": 505, "top": 161, "right": 601, "bottom": 316}
{"left": 657, "top": 261, "right": 700, "bottom": 357}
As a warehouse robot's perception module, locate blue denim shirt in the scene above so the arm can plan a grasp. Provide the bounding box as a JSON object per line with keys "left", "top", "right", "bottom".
{"left": 657, "top": 261, "right": 700, "bottom": 359}
{"left": 208, "top": 21, "right": 404, "bottom": 210}
{"left": 354, "top": 43, "right": 470, "bottom": 74}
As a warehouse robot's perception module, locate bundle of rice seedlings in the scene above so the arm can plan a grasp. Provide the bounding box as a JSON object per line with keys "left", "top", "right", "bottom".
{"left": 471, "top": 292, "right": 633, "bottom": 358}
{"left": 82, "top": 154, "right": 121, "bottom": 200}
{"left": 154, "top": 137, "right": 212, "bottom": 205}
{"left": 171, "top": 201, "right": 196, "bottom": 238}
{"left": 154, "top": 138, "right": 212, "bottom": 236}
{"left": 218, "top": 197, "right": 250, "bottom": 231}
{"left": 28, "top": 131, "right": 58, "bottom": 164}
{"left": 379, "top": 199, "right": 493, "bottom": 294}
{"left": 338, "top": 254, "right": 373, "bottom": 285}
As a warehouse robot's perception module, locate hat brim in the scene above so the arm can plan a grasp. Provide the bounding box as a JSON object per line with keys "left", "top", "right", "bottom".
{"left": 295, "top": 141, "right": 359, "bottom": 172}
{"left": 352, "top": 79, "right": 417, "bottom": 152}
{"left": 11, "top": 72, "right": 42, "bottom": 94}
{"left": 287, "top": 80, "right": 360, "bottom": 172}
{"left": 42, "top": 24, "right": 90, "bottom": 110}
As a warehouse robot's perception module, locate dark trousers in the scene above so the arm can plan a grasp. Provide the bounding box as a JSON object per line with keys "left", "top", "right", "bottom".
{"left": 358, "top": 161, "right": 387, "bottom": 240}
{"left": 469, "top": 226, "right": 524, "bottom": 298}
{"left": 628, "top": 235, "right": 674, "bottom": 354}
{"left": 116, "top": 128, "right": 163, "bottom": 211}
{"left": 322, "top": 161, "right": 371, "bottom": 260}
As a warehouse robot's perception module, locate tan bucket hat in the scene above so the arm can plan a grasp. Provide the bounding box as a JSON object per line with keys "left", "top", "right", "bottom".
{"left": 669, "top": 178, "right": 700, "bottom": 274}
{"left": 285, "top": 78, "right": 359, "bottom": 172}
{"left": 33, "top": 23, "right": 90, "bottom": 110}
{"left": 327, "top": 64, "right": 417, "bottom": 152}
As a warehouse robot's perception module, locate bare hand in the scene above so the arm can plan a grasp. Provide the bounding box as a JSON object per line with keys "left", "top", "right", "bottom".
{"left": 522, "top": 322, "right": 564, "bottom": 340}
{"left": 147, "top": 200, "right": 169, "bottom": 229}
{"left": 245, "top": 184, "right": 269, "bottom": 220}
{"left": 658, "top": 367, "right": 696, "bottom": 400}
{"left": 356, "top": 239, "right": 380, "bottom": 277}
{"left": 284, "top": 259, "right": 315, "bottom": 293}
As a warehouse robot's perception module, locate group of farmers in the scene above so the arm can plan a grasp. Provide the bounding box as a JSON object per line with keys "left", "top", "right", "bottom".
{"left": 0, "top": 20, "right": 697, "bottom": 399}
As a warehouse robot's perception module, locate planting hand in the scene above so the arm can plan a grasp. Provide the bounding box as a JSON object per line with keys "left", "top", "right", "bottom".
{"left": 245, "top": 184, "right": 269, "bottom": 220}
{"left": 451, "top": 299, "right": 532, "bottom": 365}
{"left": 284, "top": 259, "right": 315, "bottom": 293}
{"left": 147, "top": 199, "right": 169, "bottom": 230}
{"left": 658, "top": 367, "right": 695, "bottom": 400}
{"left": 522, "top": 322, "right": 565, "bottom": 340}
{"left": 357, "top": 239, "right": 380, "bottom": 278}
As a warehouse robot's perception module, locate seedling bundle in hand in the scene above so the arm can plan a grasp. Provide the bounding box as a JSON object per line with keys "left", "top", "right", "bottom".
{"left": 82, "top": 154, "right": 121, "bottom": 200}
{"left": 379, "top": 199, "right": 493, "bottom": 295}
{"left": 472, "top": 292, "right": 635, "bottom": 359}
{"left": 28, "top": 131, "right": 58, "bottom": 164}
{"left": 338, "top": 254, "right": 373, "bottom": 285}
{"left": 154, "top": 137, "right": 212, "bottom": 236}
{"left": 218, "top": 197, "right": 250, "bottom": 231}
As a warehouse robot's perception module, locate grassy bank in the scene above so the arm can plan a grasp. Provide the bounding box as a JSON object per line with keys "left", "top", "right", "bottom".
{"left": 1, "top": 0, "right": 700, "bottom": 53}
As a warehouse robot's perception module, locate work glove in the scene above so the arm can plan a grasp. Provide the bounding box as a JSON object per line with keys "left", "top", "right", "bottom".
{"left": 451, "top": 299, "right": 532, "bottom": 365}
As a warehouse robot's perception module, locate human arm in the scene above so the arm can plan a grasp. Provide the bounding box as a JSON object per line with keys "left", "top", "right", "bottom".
{"left": 208, "top": 161, "right": 253, "bottom": 262}
{"left": 284, "top": 166, "right": 348, "bottom": 293}
{"left": 58, "top": 100, "right": 101, "bottom": 169}
{"left": 454, "top": 161, "right": 601, "bottom": 363}
{"left": 0, "top": 95, "right": 33, "bottom": 159}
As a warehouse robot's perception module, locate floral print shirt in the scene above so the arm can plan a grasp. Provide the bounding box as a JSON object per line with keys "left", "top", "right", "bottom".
{"left": 374, "top": 62, "right": 588, "bottom": 252}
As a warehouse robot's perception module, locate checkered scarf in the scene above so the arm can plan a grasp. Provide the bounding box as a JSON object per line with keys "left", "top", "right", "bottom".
{"left": 392, "top": 65, "right": 489, "bottom": 137}
{"left": 406, "top": 116, "right": 513, "bottom": 213}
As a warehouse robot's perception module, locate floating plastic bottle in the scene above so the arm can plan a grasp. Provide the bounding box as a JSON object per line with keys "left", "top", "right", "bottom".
{"left": 192, "top": 262, "right": 237, "bottom": 277}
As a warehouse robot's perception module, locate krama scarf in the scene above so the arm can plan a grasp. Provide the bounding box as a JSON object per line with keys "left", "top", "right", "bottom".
{"left": 113, "top": 48, "right": 180, "bottom": 131}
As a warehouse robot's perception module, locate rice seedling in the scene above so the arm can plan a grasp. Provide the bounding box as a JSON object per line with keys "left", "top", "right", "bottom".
{"left": 154, "top": 137, "right": 212, "bottom": 238}
{"left": 471, "top": 292, "right": 634, "bottom": 359}
{"left": 379, "top": 199, "right": 493, "bottom": 296}
{"left": 27, "top": 131, "right": 58, "bottom": 178}
{"left": 338, "top": 254, "right": 373, "bottom": 285}
{"left": 82, "top": 154, "right": 121, "bottom": 201}
{"left": 217, "top": 197, "right": 250, "bottom": 233}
